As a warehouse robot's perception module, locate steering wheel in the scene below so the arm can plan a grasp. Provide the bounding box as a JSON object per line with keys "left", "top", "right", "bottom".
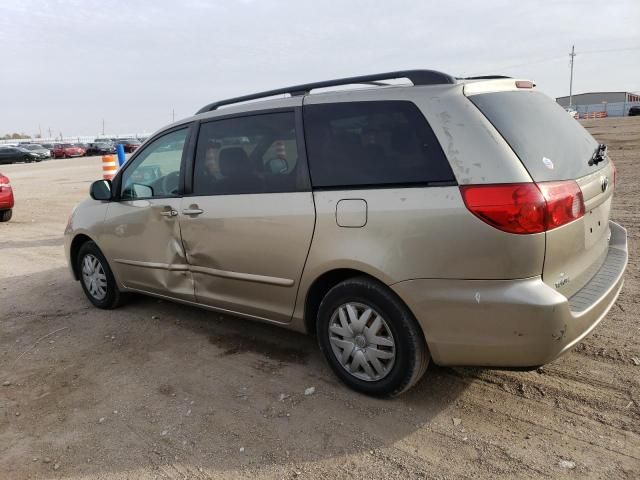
{"left": 161, "top": 171, "right": 180, "bottom": 195}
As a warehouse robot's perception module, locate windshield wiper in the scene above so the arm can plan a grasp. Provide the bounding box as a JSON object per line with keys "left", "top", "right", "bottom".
{"left": 589, "top": 144, "right": 607, "bottom": 166}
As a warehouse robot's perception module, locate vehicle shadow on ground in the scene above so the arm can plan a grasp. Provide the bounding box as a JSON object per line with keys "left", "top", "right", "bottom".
{"left": 0, "top": 267, "right": 475, "bottom": 479}
{"left": 0, "top": 236, "right": 64, "bottom": 250}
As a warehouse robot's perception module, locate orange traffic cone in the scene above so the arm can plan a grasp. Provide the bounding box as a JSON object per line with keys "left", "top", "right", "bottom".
{"left": 102, "top": 155, "right": 118, "bottom": 180}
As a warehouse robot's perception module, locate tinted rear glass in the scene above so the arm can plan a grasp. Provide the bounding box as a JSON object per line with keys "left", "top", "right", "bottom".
{"left": 303, "top": 101, "right": 455, "bottom": 188}
{"left": 469, "top": 91, "right": 604, "bottom": 181}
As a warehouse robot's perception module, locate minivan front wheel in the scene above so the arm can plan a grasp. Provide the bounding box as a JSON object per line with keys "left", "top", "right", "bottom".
{"left": 317, "top": 277, "right": 429, "bottom": 397}
{"left": 77, "top": 241, "right": 122, "bottom": 309}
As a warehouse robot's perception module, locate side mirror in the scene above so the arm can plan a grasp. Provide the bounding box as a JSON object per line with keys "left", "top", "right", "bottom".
{"left": 90, "top": 179, "right": 112, "bottom": 201}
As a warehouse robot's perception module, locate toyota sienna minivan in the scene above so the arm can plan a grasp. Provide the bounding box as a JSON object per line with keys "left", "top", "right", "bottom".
{"left": 65, "top": 70, "right": 628, "bottom": 397}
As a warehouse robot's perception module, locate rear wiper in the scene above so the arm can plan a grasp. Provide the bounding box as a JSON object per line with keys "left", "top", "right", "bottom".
{"left": 589, "top": 144, "right": 607, "bottom": 166}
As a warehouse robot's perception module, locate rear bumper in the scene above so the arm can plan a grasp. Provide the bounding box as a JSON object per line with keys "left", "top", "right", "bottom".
{"left": 392, "top": 221, "right": 628, "bottom": 367}
{"left": 0, "top": 191, "right": 14, "bottom": 210}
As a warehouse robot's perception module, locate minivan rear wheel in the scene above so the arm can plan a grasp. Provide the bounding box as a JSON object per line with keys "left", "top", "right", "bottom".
{"left": 317, "top": 276, "right": 429, "bottom": 397}
{"left": 77, "top": 241, "right": 122, "bottom": 309}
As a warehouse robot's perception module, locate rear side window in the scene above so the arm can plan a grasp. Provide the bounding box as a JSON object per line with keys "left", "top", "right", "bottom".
{"left": 469, "top": 91, "right": 602, "bottom": 181}
{"left": 303, "top": 101, "right": 454, "bottom": 188}
{"left": 193, "top": 112, "right": 308, "bottom": 196}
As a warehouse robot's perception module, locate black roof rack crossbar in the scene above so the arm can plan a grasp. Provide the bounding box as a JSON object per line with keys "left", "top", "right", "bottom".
{"left": 195, "top": 69, "right": 456, "bottom": 114}
{"left": 458, "top": 75, "right": 512, "bottom": 80}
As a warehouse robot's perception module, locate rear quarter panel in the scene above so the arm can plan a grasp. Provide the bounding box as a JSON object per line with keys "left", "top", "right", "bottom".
{"left": 292, "top": 187, "right": 545, "bottom": 327}
{"left": 292, "top": 86, "right": 545, "bottom": 330}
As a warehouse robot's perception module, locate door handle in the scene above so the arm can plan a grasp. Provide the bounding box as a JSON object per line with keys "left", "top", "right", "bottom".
{"left": 160, "top": 208, "right": 178, "bottom": 217}
{"left": 182, "top": 208, "right": 204, "bottom": 216}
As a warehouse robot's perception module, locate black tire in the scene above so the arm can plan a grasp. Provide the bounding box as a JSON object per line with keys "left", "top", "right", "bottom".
{"left": 0, "top": 209, "right": 12, "bottom": 222}
{"left": 76, "top": 241, "right": 123, "bottom": 309}
{"left": 316, "top": 276, "right": 429, "bottom": 398}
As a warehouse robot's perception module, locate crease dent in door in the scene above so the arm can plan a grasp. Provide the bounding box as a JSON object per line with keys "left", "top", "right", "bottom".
{"left": 104, "top": 199, "right": 194, "bottom": 300}
{"left": 120, "top": 232, "right": 193, "bottom": 292}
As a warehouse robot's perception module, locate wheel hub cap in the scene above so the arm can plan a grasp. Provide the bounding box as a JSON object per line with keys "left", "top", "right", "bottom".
{"left": 328, "top": 302, "right": 396, "bottom": 382}
{"left": 81, "top": 254, "right": 108, "bottom": 301}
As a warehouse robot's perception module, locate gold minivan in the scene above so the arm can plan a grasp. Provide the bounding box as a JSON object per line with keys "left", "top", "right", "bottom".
{"left": 65, "top": 71, "right": 628, "bottom": 397}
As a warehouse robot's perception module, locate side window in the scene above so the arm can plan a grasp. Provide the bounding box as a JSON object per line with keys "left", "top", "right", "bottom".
{"left": 193, "top": 111, "right": 306, "bottom": 196}
{"left": 303, "top": 101, "right": 455, "bottom": 188}
{"left": 121, "top": 128, "right": 187, "bottom": 200}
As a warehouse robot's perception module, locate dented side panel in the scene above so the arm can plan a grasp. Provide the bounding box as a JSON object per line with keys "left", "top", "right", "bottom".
{"left": 99, "top": 199, "right": 195, "bottom": 301}
{"left": 179, "top": 192, "right": 316, "bottom": 323}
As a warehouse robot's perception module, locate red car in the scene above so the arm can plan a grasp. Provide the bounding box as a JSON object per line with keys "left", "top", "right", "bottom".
{"left": 52, "top": 143, "right": 86, "bottom": 158}
{"left": 118, "top": 138, "right": 142, "bottom": 153}
{"left": 0, "top": 172, "right": 14, "bottom": 222}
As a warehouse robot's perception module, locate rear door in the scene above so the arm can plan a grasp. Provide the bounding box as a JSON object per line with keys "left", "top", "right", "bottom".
{"left": 468, "top": 89, "right": 613, "bottom": 297}
{"left": 178, "top": 108, "right": 315, "bottom": 323}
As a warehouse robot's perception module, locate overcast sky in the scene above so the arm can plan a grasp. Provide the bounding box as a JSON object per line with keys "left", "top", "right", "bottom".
{"left": 1, "top": 0, "right": 638, "bottom": 137}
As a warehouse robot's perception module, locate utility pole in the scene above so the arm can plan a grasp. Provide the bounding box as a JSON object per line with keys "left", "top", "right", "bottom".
{"left": 172, "top": 108, "right": 175, "bottom": 122}
{"left": 102, "top": 118, "right": 105, "bottom": 136}
{"left": 569, "top": 45, "right": 576, "bottom": 108}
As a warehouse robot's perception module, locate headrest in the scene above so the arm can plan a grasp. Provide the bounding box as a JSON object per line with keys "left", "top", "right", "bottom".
{"left": 219, "top": 147, "right": 251, "bottom": 177}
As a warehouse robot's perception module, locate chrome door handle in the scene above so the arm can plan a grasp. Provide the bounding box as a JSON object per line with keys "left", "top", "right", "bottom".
{"left": 182, "top": 208, "right": 204, "bottom": 216}
{"left": 160, "top": 208, "right": 178, "bottom": 217}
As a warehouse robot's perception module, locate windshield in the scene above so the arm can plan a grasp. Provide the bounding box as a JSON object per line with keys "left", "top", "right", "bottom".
{"left": 468, "top": 90, "right": 605, "bottom": 181}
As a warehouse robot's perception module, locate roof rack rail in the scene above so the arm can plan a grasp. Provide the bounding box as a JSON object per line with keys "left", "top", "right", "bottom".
{"left": 195, "top": 69, "right": 456, "bottom": 114}
{"left": 458, "top": 75, "right": 512, "bottom": 80}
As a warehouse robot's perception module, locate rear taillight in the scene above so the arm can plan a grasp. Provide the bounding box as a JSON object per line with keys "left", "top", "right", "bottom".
{"left": 537, "top": 181, "right": 585, "bottom": 230}
{"left": 0, "top": 175, "right": 9, "bottom": 188}
{"left": 460, "top": 181, "right": 585, "bottom": 234}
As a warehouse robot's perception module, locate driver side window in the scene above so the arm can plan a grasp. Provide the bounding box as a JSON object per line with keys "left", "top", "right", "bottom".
{"left": 121, "top": 128, "right": 187, "bottom": 200}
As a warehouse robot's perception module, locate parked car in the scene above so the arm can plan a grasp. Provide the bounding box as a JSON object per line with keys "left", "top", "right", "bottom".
{"left": 628, "top": 106, "right": 640, "bottom": 116}
{"left": 86, "top": 142, "right": 116, "bottom": 156}
{"left": 52, "top": 143, "right": 86, "bottom": 158}
{"left": 0, "top": 172, "right": 14, "bottom": 222}
{"left": 0, "top": 146, "right": 42, "bottom": 164}
{"left": 64, "top": 70, "right": 628, "bottom": 397}
{"left": 19, "top": 143, "right": 52, "bottom": 160}
{"left": 118, "top": 139, "right": 142, "bottom": 153}
{"left": 75, "top": 143, "right": 91, "bottom": 155}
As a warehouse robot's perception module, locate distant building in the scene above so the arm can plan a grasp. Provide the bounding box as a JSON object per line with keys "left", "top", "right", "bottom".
{"left": 556, "top": 91, "right": 640, "bottom": 117}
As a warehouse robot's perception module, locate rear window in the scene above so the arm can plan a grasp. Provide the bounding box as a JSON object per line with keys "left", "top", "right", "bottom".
{"left": 303, "top": 101, "right": 455, "bottom": 188}
{"left": 468, "top": 91, "right": 604, "bottom": 181}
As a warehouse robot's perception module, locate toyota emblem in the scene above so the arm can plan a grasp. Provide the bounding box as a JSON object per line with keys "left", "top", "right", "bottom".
{"left": 601, "top": 176, "right": 609, "bottom": 192}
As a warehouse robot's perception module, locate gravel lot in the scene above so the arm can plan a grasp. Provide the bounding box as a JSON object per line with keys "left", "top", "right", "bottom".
{"left": 1, "top": 118, "right": 638, "bottom": 479}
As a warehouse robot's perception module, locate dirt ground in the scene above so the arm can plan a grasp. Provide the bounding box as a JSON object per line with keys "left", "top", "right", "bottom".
{"left": 0, "top": 117, "right": 638, "bottom": 479}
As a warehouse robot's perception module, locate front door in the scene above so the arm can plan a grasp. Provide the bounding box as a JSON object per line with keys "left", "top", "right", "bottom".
{"left": 99, "top": 127, "right": 195, "bottom": 301}
{"left": 178, "top": 110, "right": 315, "bottom": 323}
